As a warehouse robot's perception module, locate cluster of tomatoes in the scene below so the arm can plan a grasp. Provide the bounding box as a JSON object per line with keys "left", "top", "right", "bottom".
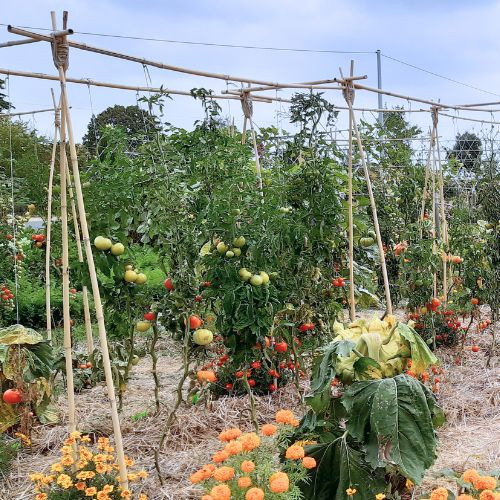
{"left": 31, "top": 233, "right": 45, "bottom": 248}
{"left": 298, "top": 322, "right": 315, "bottom": 333}
{"left": 1, "top": 285, "right": 14, "bottom": 303}
{"left": 331, "top": 277, "right": 345, "bottom": 287}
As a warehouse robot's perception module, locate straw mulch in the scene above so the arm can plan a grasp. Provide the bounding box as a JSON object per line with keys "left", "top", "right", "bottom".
{"left": 1, "top": 314, "right": 498, "bottom": 500}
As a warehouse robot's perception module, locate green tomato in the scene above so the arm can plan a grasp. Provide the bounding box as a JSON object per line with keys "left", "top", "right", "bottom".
{"left": 239, "top": 268, "right": 252, "bottom": 281}
{"left": 231, "top": 208, "right": 241, "bottom": 216}
{"left": 225, "top": 250, "right": 235, "bottom": 258}
{"left": 233, "top": 236, "right": 246, "bottom": 248}
{"left": 124, "top": 270, "right": 138, "bottom": 283}
{"left": 232, "top": 248, "right": 241, "bottom": 257}
{"left": 136, "top": 321, "right": 151, "bottom": 332}
{"left": 259, "top": 271, "right": 270, "bottom": 285}
{"left": 111, "top": 243, "right": 125, "bottom": 256}
{"left": 192, "top": 328, "right": 213, "bottom": 345}
{"left": 135, "top": 273, "right": 147, "bottom": 284}
{"left": 94, "top": 236, "right": 112, "bottom": 251}
{"left": 217, "top": 242, "right": 228, "bottom": 254}
{"left": 250, "top": 275, "right": 263, "bottom": 286}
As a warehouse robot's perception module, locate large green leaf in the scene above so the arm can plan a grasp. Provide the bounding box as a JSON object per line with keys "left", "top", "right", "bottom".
{"left": 397, "top": 323, "right": 438, "bottom": 375}
{"left": 302, "top": 433, "right": 386, "bottom": 500}
{"left": 0, "top": 325, "right": 43, "bottom": 345}
{"left": 343, "top": 374, "right": 442, "bottom": 483}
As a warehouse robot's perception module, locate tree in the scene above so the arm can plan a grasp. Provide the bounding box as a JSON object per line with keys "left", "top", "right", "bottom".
{"left": 82, "top": 105, "right": 160, "bottom": 154}
{"left": 0, "top": 79, "right": 11, "bottom": 111}
{"left": 447, "top": 131, "right": 482, "bottom": 176}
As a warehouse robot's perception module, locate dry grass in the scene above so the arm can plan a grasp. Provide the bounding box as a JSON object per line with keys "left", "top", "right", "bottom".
{"left": 1, "top": 314, "right": 498, "bottom": 500}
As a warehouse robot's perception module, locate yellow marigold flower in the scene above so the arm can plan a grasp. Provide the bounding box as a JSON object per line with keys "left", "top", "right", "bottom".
{"left": 430, "top": 487, "right": 449, "bottom": 500}
{"left": 218, "top": 428, "right": 242, "bottom": 442}
{"left": 302, "top": 456, "right": 317, "bottom": 469}
{"left": 457, "top": 495, "right": 474, "bottom": 500}
{"left": 95, "top": 463, "right": 107, "bottom": 474}
{"left": 41, "top": 475, "right": 54, "bottom": 485}
{"left": 275, "top": 409, "right": 295, "bottom": 425}
{"left": 124, "top": 457, "right": 134, "bottom": 467}
{"left": 76, "top": 459, "right": 88, "bottom": 469}
{"left": 463, "top": 469, "right": 480, "bottom": 483}
{"left": 29, "top": 473, "right": 44, "bottom": 482}
{"left": 138, "top": 495, "right": 148, "bottom": 500}
{"left": 241, "top": 461, "right": 255, "bottom": 473}
{"left": 80, "top": 447, "right": 93, "bottom": 460}
{"left": 51, "top": 463, "right": 64, "bottom": 473}
{"left": 245, "top": 487, "right": 265, "bottom": 500}
{"left": 35, "top": 494, "right": 47, "bottom": 500}
{"left": 81, "top": 435, "right": 92, "bottom": 443}
{"left": 57, "top": 474, "right": 73, "bottom": 488}
{"left": 346, "top": 487, "right": 357, "bottom": 497}
{"left": 120, "top": 490, "right": 132, "bottom": 498}
{"left": 105, "top": 446, "right": 115, "bottom": 453}
{"left": 96, "top": 492, "right": 110, "bottom": 500}
{"left": 64, "top": 436, "right": 76, "bottom": 445}
{"left": 137, "top": 470, "right": 149, "bottom": 479}
{"left": 224, "top": 440, "right": 243, "bottom": 456}
{"left": 473, "top": 476, "right": 497, "bottom": 491}
{"left": 212, "top": 450, "right": 230, "bottom": 463}
{"left": 61, "top": 445, "right": 73, "bottom": 455}
{"left": 238, "top": 476, "right": 252, "bottom": 488}
{"left": 376, "top": 495, "right": 386, "bottom": 500}
{"left": 479, "top": 492, "right": 499, "bottom": 500}
{"left": 210, "top": 484, "right": 231, "bottom": 500}
{"left": 285, "top": 444, "right": 305, "bottom": 460}
{"left": 85, "top": 487, "right": 97, "bottom": 496}
{"left": 239, "top": 432, "right": 261, "bottom": 451}
{"left": 61, "top": 455, "right": 74, "bottom": 466}
{"left": 71, "top": 431, "right": 82, "bottom": 439}
{"left": 261, "top": 424, "right": 277, "bottom": 436}
{"left": 94, "top": 453, "right": 107, "bottom": 463}
{"left": 102, "top": 485, "right": 114, "bottom": 493}
{"left": 406, "top": 479, "right": 414, "bottom": 489}
{"left": 213, "top": 466, "right": 235, "bottom": 482}
{"left": 76, "top": 481, "right": 86, "bottom": 491}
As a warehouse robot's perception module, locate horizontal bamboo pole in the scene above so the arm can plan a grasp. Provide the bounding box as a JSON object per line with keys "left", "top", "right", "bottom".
{"left": 0, "top": 38, "right": 40, "bottom": 48}
{"left": 438, "top": 112, "right": 500, "bottom": 125}
{"left": 0, "top": 68, "right": 276, "bottom": 103}
{"left": 0, "top": 107, "right": 57, "bottom": 117}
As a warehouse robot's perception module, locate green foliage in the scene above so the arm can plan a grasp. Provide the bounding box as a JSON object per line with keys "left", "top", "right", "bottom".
{"left": 0, "top": 434, "right": 21, "bottom": 477}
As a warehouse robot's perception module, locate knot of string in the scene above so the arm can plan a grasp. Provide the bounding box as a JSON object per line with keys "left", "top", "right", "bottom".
{"left": 342, "top": 82, "right": 355, "bottom": 105}
{"left": 51, "top": 33, "right": 69, "bottom": 70}
{"left": 241, "top": 92, "right": 253, "bottom": 119}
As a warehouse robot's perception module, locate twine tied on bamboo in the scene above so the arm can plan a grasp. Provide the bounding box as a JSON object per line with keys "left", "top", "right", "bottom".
{"left": 241, "top": 92, "right": 253, "bottom": 119}
{"left": 342, "top": 82, "right": 355, "bottom": 105}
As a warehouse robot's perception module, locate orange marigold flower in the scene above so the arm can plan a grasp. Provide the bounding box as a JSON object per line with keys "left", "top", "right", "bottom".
{"left": 96, "top": 463, "right": 107, "bottom": 474}
{"left": 238, "top": 476, "right": 252, "bottom": 488}
{"left": 269, "top": 471, "right": 287, "bottom": 483}
{"left": 285, "top": 444, "right": 305, "bottom": 460}
{"left": 213, "top": 466, "right": 235, "bottom": 482}
{"left": 189, "top": 471, "right": 205, "bottom": 484}
{"left": 375, "top": 495, "right": 386, "bottom": 500}
{"left": 96, "top": 492, "right": 109, "bottom": 500}
{"left": 197, "top": 370, "right": 217, "bottom": 383}
{"left": 200, "top": 464, "right": 216, "bottom": 479}
{"left": 120, "top": 490, "right": 132, "bottom": 499}
{"left": 138, "top": 495, "right": 148, "bottom": 500}
{"left": 85, "top": 487, "right": 97, "bottom": 496}
{"left": 270, "top": 474, "right": 289, "bottom": 493}
{"left": 463, "top": 469, "right": 480, "bottom": 483}
{"left": 275, "top": 409, "right": 295, "bottom": 424}
{"left": 239, "top": 433, "right": 261, "bottom": 451}
{"left": 224, "top": 440, "right": 243, "bottom": 456}
{"left": 35, "top": 494, "right": 47, "bottom": 500}
{"left": 473, "top": 476, "right": 497, "bottom": 490}
{"left": 346, "top": 488, "right": 357, "bottom": 496}
{"left": 430, "top": 487, "right": 449, "bottom": 500}
{"left": 479, "top": 492, "right": 499, "bottom": 500}
{"left": 245, "top": 487, "right": 265, "bottom": 500}
{"left": 102, "top": 485, "right": 114, "bottom": 493}
{"left": 261, "top": 424, "right": 277, "bottom": 436}
{"left": 302, "top": 456, "right": 317, "bottom": 469}
{"left": 210, "top": 484, "right": 231, "bottom": 500}
{"left": 219, "top": 428, "right": 242, "bottom": 442}
{"left": 241, "top": 460, "right": 255, "bottom": 473}
{"left": 457, "top": 495, "right": 474, "bottom": 500}
{"left": 212, "top": 450, "right": 230, "bottom": 463}
{"left": 201, "top": 496, "right": 214, "bottom": 500}
{"left": 76, "top": 481, "right": 86, "bottom": 491}
{"left": 291, "top": 419, "right": 300, "bottom": 427}
{"left": 81, "top": 435, "right": 92, "bottom": 443}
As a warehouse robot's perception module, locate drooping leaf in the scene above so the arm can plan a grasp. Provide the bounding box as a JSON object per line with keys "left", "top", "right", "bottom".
{"left": 0, "top": 325, "right": 43, "bottom": 345}
{"left": 342, "top": 374, "right": 442, "bottom": 483}
{"left": 397, "top": 323, "right": 438, "bottom": 375}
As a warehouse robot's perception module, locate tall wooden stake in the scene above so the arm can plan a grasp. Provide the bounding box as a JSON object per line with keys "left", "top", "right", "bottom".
{"left": 45, "top": 89, "right": 58, "bottom": 340}
{"left": 347, "top": 97, "right": 356, "bottom": 321}
{"left": 249, "top": 119, "right": 264, "bottom": 199}
{"left": 419, "top": 127, "right": 435, "bottom": 237}
{"left": 51, "top": 10, "right": 128, "bottom": 489}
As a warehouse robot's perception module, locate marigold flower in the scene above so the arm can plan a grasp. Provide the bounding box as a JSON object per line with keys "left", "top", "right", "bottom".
{"left": 120, "top": 490, "right": 132, "bottom": 498}
{"left": 51, "top": 462, "right": 64, "bottom": 473}
{"left": 276, "top": 409, "right": 295, "bottom": 424}
{"left": 291, "top": 419, "right": 300, "bottom": 427}
{"left": 138, "top": 495, "right": 148, "bottom": 500}
{"left": 213, "top": 466, "right": 235, "bottom": 482}
{"left": 245, "top": 487, "right": 265, "bottom": 500}
{"left": 190, "top": 470, "right": 205, "bottom": 484}
{"left": 406, "top": 479, "right": 414, "bottom": 489}
{"left": 197, "top": 370, "right": 217, "bottom": 383}
{"left": 61, "top": 455, "right": 74, "bottom": 466}
{"left": 285, "top": 444, "right": 305, "bottom": 460}
{"left": 85, "top": 487, "right": 97, "bottom": 496}
{"left": 57, "top": 474, "right": 73, "bottom": 489}
{"left": 430, "top": 487, "right": 449, "bottom": 500}
{"left": 81, "top": 435, "right": 92, "bottom": 443}
{"left": 35, "top": 494, "right": 47, "bottom": 500}
{"left": 96, "top": 463, "right": 107, "bottom": 474}
{"left": 201, "top": 496, "right": 214, "bottom": 500}
{"left": 302, "top": 456, "right": 317, "bottom": 469}
{"left": 210, "top": 484, "right": 231, "bottom": 500}
{"left": 239, "top": 433, "right": 261, "bottom": 451}
{"left": 479, "top": 492, "right": 499, "bottom": 500}
{"left": 97, "top": 492, "right": 110, "bottom": 500}
{"left": 61, "top": 445, "right": 73, "bottom": 455}
{"left": 219, "top": 428, "right": 242, "bottom": 442}
{"left": 41, "top": 475, "right": 54, "bottom": 485}
{"left": 212, "top": 450, "right": 230, "bottom": 463}
{"left": 224, "top": 440, "right": 243, "bottom": 456}
{"left": 76, "top": 459, "right": 88, "bottom": 469}
{"left": 261, "top": 424, "right": 277, "bottom": 436}
{"left": 241, "top": 460, "right": 255, "bottom": 473}
{"left": 76, "top": 482, "right": 87, "bottom": 491}
{"left": 238, "top": 476, "right": 252, "bottom": 488}
{"left": 376, "top": 495, "right": 386, "bottom": 500}
{"left": 29, "top": 473, "right": 44, "bottom": 482}
{"left": 103, "top": 485, "right": 114, "bottom": 493}
{"left": 463, "top": 469, "right": 480, "bottom": 483}
{"left": 64, "top": 436, "right": 76, "bottom": 445}
{"left": 137, "top": 470, "right": 149, "bottom": 479}
{"left": 346, "top": 488, "right": 357, "bottom": 496}
{"left": 199, "top": 464, "right": 215, "bottom": 479}
{"left": 270, "top": 474, "right": 289, "bottom": 493}
{"left": 473, "top": 476, "right": 497, "bottom": 490}
{"left": 457, "top": 495, "right": 474, "bottom": 500}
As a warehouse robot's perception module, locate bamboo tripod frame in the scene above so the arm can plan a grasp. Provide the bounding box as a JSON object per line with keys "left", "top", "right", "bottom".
{"left": 48, "top": 11, "right": 129, "bottom": 488}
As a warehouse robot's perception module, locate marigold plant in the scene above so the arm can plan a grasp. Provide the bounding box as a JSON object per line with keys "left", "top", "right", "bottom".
{"left": 28, "top": 432, "right": 148, "bottom": 499}
{"left": 189, "top": 410, "right": 314, "bottom": 499}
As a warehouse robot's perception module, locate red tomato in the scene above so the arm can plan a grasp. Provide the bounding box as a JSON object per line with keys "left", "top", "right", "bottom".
{"left": 279, "top": 362, "right": 286, "bottom": 369}
{"left": 164, "top": 278, "right": 174, "bottom": 291}
{"left": 225, "top": 383, "right": 233, "bottom": 391}
{"left": 431, "top": 298, "right": 441, "bottom": 309}
{"left": 202, "top": 281, "right": 212, "bottom": 288}
{"left": 269, "top": 384, "right": 276, "bottom": 392}
{"left": 235, "top": 371, "right": 243, "bottom": 379}
{"left": 144, "top": 312, "right": 156, "bottom": 321}
{"left": 6, "top": 234, "right": 13, "bottom": 240}
{"left": 1, "top": 294, "right": 9, "bottom": 301}
{"left": 31, "top": 234, "right": 37, "bottom": 241}
{"left": 250, "top": 361, "right": 261, "bottom": 370}
{"left": 247, "top": 379, "right": 256, "bottom": 387}
{"left": 195, "top": 295, "right": 202, "bottom": 303}
{"left": 70, "top": 288, "right": 77, "bottom": 294}
{"left": 471, "top": 345, "right": 480, "bottom": 352}
{"left": 189, "top": 315, "right": 203, "bottom": 329}
{"left": 275, "top": 341, "right": 288, "bottom": 353}
{"left": 2, "top": 389, "right": 22, "bottom": 404}
{"left": 471, "top": 297, "right": 479, "bottom": 306}
{"left": 86, "top": 362, "right": 92, "bottom": 369}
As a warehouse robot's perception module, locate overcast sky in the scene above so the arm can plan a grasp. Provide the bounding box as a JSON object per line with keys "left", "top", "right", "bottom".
{"left": 2, "top": 0, "right": 500, "bottom": 149}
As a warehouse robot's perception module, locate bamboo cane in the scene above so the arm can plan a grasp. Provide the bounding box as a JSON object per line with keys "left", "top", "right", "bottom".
{"left": 51, "top": 16, "right": 128, "bottom": 488}
{"left": 350, "top": 110, "right": 393, "bottom": 315}
{"left": 58, "top": 87, "right": 77, "bottom": 437}
{"left": 347, "top": 97, "right": 356, "bottom": 321}
{"left": 250, "top": 120, "right": 264, "bottom": 198}
{"left": 241, "top": 117, "right": 247, "bottom": 144}
{"left": 419, "top": 127, "right": 435, "bottom": 238}
{"left": 45, "top": 90, "right": 58, "bottom": 340}
{"left": 64, "top": 157, "right": 94, "bottom": 354}
{"left": 431, "top": 146, "right": 438, "bottom": 298}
